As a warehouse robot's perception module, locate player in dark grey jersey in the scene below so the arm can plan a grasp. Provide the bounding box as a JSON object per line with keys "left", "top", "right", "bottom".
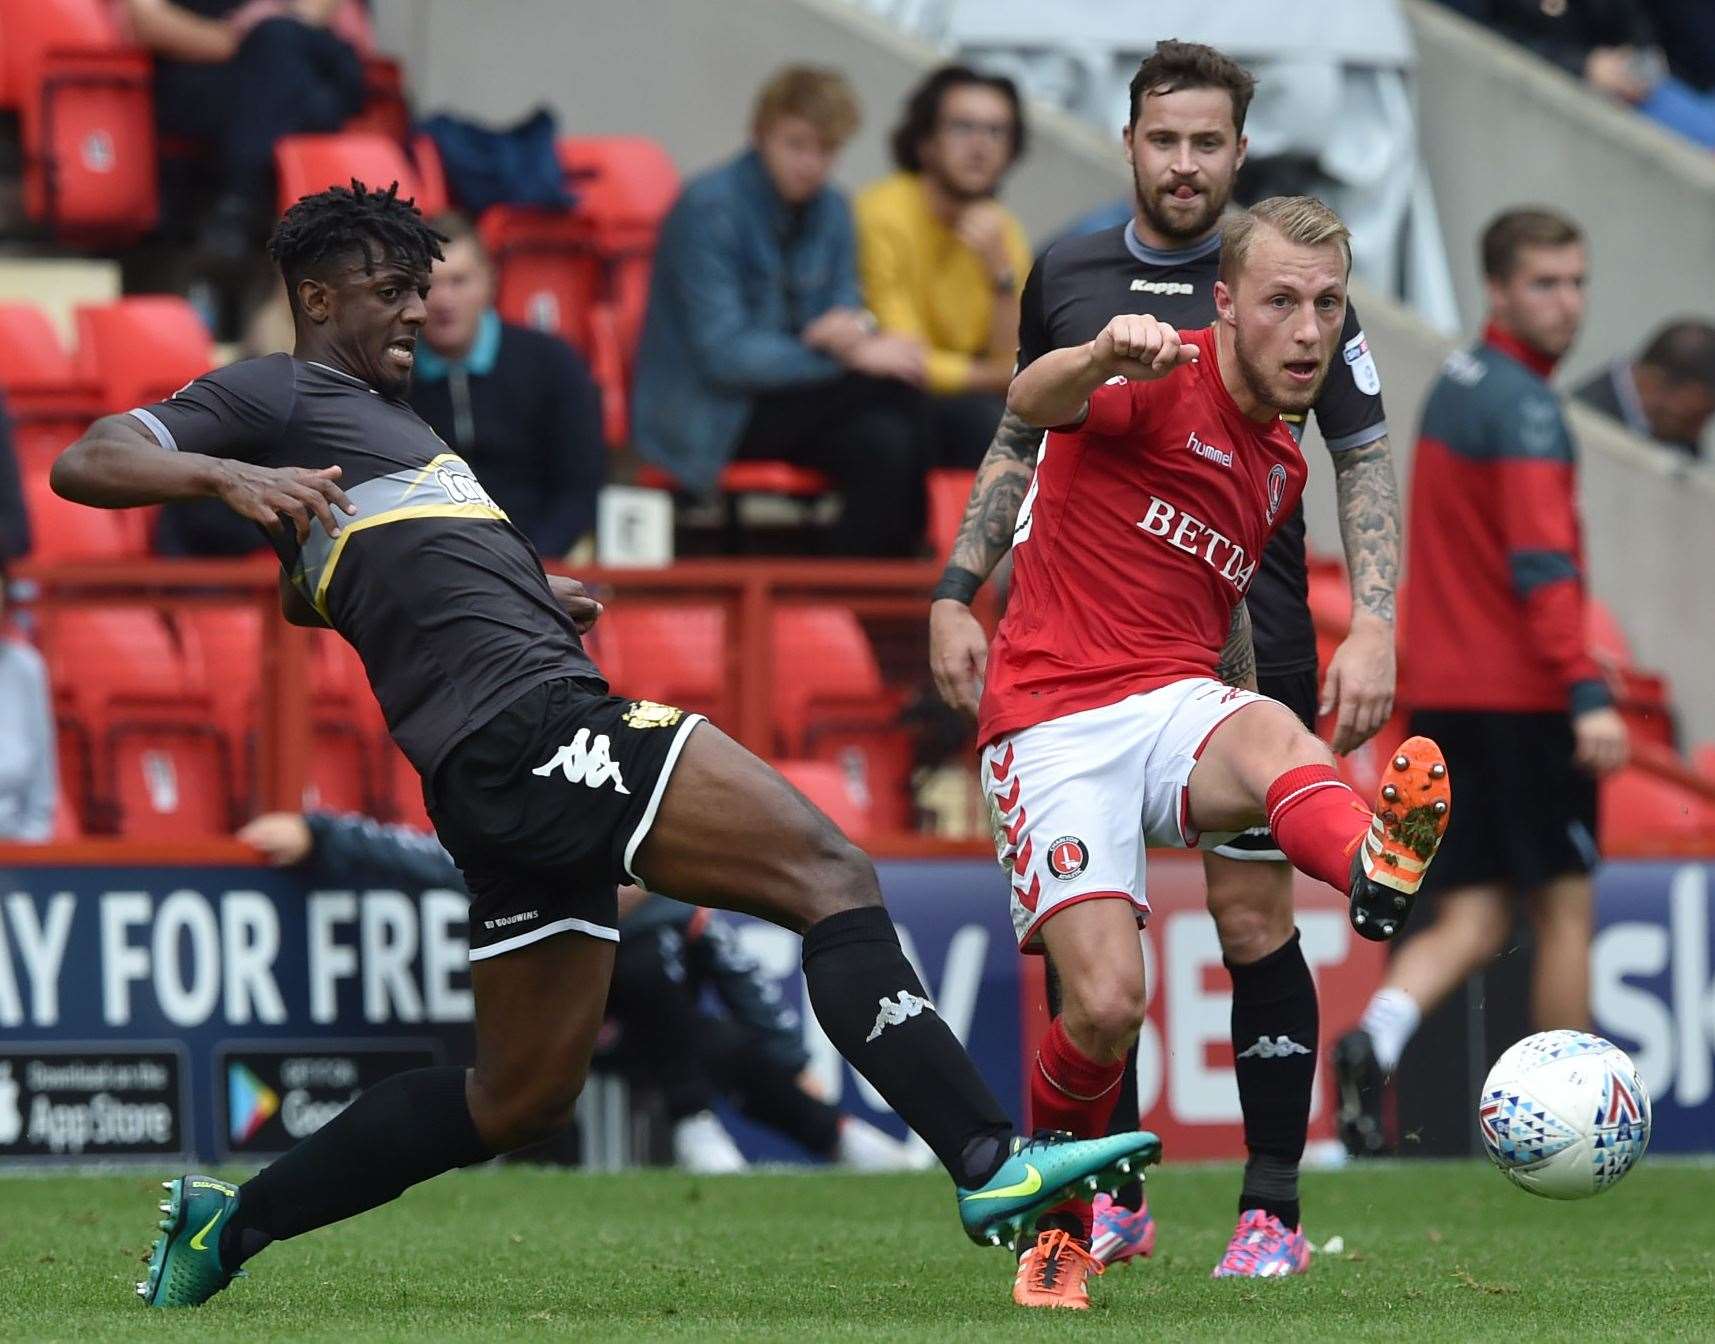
{"left": 52, "top": 182, "right": 1160, "bottom": 1308}
{"left": 928, "top": 41, "right": 1403, "bottom": 1283}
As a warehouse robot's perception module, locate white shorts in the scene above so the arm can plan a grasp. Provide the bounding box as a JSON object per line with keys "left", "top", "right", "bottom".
{"left": 982, "top": 678, "right": 1272, "bottom": 952}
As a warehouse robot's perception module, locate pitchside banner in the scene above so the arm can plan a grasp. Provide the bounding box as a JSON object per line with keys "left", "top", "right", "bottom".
{"left": 1, "top": 857, "right": 1711, "bottom": 1163}
{"left": 720, "top": 858, "right": 1386, "bottom": 1163}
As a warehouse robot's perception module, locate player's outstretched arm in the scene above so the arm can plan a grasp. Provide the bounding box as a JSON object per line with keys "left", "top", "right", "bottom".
{"left": 55, "top": 413, "right": 355, "bottom": 542}
{"left": 1007, "top": 314, "right": 1197, "bottom": 428}
{"left": 1320, "top": 435, "right": 1400, "bottom": 753}
{"left": 928, "top": 411, "right": 1043, "bottom": 715}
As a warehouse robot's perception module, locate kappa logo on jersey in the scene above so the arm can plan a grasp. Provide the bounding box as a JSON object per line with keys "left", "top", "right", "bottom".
{"left": 1342, "top": 330, "right": 1382, "bottom": 396}
{"left": 531, "top": 730, "right": 631, "bottom": 793}
{"left": 1047, "top": 835, "right": 1088, "bottom": 880}
{"left": 1187, "top": 430, "right": 1232, "bottom": 468}
{"left": 1137, "top": 496, "right": 1258, "bottom": 592}
{"left": 865, "top": 989, "right": 935, "bottom": 1042}
{"left": 1131, "top": 279, "right": 1193, "bottom": 296}
{"left": 1266, "top": 464, "right": 1288, "bottom": 523}
{"left": 1237, "top": 1035, "right": 1312, "bottom": 1060}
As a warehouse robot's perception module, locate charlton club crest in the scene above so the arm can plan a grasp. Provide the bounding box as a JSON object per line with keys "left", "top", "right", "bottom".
{"left": 1266, "top": 463, "right": 1288, "bottom": 523}
{"left": 1048, "top": 836, "right": 1089, "bottom": 880}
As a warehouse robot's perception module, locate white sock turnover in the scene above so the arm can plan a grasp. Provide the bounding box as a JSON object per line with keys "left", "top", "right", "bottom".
{"left": 1360, "top": 986, "right": 1422, "bottom": 1074}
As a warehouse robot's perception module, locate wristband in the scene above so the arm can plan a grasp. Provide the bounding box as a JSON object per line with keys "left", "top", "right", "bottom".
{"left": 932, "top": 566, "right": 982, "bottom": 605}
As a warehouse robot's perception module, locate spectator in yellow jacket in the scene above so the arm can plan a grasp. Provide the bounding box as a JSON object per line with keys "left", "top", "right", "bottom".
{"left": 857, "top": 66, "right": 1031, "bottom": 468}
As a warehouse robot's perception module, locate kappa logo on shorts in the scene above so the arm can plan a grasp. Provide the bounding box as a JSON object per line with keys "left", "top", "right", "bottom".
{"left": 1047, "top": 836, "right": 1089, "bottom": 880}
{"left": 622, "top": 700, "right": 684, "bottom": 730}
{"left": 531, "top": 729, "right": 631, "bottom": 793}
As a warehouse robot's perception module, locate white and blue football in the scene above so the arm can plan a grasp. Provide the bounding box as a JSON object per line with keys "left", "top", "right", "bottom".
{"left": 1477, "top": 1030, "right": 1651, "bottom": 1200}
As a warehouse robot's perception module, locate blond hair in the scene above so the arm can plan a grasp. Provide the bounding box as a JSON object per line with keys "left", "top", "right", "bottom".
{"left": 750, "top": 65, "right": 862, "bottom": 146}
{"left": 1218, "top": 196, "right": 1352, "bottom": 290}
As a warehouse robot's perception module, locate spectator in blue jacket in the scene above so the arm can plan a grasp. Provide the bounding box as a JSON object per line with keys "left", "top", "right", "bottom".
{"left": 632, "top": 65, "right": 933, "bottom": 555}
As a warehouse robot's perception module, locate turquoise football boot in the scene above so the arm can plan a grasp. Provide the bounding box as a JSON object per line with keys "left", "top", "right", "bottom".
{"left": 136, "top": 1174, "right": 245, "bottom": 1308}
{"left": 957, "top": 1130, "right": 1162, "bottom": 1248}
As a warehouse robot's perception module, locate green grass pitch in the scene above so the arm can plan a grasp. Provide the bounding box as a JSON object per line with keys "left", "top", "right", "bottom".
{"left": 3, "top": 1160, "right": 1712, "bottom": 1341}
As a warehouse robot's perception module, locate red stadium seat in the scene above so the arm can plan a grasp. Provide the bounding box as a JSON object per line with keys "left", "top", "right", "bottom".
{"left": 39, "top": 606, "right": 231, "bottom": 835}
{"left": 771, "top": 605, "right": 889, "bottom": 752}
{"left": 344, "top": 56, "right": 411, "bottom": 142}
{"left": 926, "top": 469, "right": 975, "bottom": 565}
{"left": 384, "top": 742, "right": 433, "bottom": 831}
{"left": 0, "top": 303, "right": 100, "bottom": 470}
{"left": 772, "top": 605, "right": 910, "bottom": 830}
{"left": 74, "top": 296, "right": 214, "bottom": 413}
{"left": 1600, "top": 766, "right": 1715, "bottom": 852}
{"left": 774, "top": 759, "right": 874, "bottom": 842}
{"left": 635, "top": 462, "right": 832, "bottom": 498}
{"left": 557, "top": 136, "right": 679, "bottom": 249}
{"left": 600, "top": 604, "right": 726, "bottom": 721}
{"left": 1, "top": 0, "right": 157, "bottom": 239}
{"left": 23, "top": 466, "right": 139, "bottom": 560}
{"left": 109, "top": 731, "right": 231, "bottom": 838}
{"left": 1694, "top": 742, "right": 1715, "bottom": 782}
{"left": 410, "top": 133, "right": 449, "bottom": 217}
{"left": 557, "top": 135, "right": 679, "bottom": 358}
{"left": 274, "top": 132, "right": 428, "bottom": 215}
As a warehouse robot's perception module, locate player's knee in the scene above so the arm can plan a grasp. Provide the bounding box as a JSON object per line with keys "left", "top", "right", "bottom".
{"left": 1063, "top": 974, "right": 1147, "bottom": 1062}
{"left": 1209, "top": 897, "right": 1291, "bottom": 964}
{"left": 1206, "top": 866, "right": 1295, "bottom": 963}
{"left": 472, "top": 1065, "right": 587, "bottom": 1152}
{"left": 771, "top": 812, "right": 882, "bottom": 930}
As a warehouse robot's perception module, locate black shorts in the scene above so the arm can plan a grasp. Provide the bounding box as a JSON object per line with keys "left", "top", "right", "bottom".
{"left": 1209, "top": 666, "right": 1319, "bottom": 863}
{"left": 1409, "top": 708, "right": 1599, "bottom": 893}
{"left": 427, "top": 678, "right": 705, "bottom": 961}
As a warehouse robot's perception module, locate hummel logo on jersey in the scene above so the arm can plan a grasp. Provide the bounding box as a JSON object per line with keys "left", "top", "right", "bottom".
{"left": 1187, "top": 430, "right": 1232, "bottom": 468}
{"left": 532, "top": 730, "right": 631, "bottom": 793}
{"left": 1237, "top": 1035, "right": 1312, "bottom": 1060}
{"left": 1137, "top": 496, "right": 1257, "bottom": 592}
{"left": 866, "top": 989, "right": 935, "bottom": 1042}
{"left": 1131, "top": 279, "right": 1193, "bottom": 296}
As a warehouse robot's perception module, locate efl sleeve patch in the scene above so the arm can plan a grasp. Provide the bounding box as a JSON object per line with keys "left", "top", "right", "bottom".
{"left": 1342, "top": 331, "right": 1382, "bottom": 397}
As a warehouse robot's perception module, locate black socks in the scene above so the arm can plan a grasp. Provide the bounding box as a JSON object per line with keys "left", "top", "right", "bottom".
{"left": 221, "top": 1065, "right": 491, "bottom": 1268}
{"left": 801, "top": 905, "right": 1011, "bottom": 1187}
{"left": 1229, "top": 929, "right": 1318, "bottom": 1229}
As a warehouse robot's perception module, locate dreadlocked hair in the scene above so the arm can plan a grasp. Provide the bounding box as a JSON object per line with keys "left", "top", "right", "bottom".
{"left": 268, "top": 178, "right": 446, "bottom": 296}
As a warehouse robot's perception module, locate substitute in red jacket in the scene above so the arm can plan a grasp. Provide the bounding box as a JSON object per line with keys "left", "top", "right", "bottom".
{"left": 1333, "top": 208, "right": 1630, "bottom": 1156}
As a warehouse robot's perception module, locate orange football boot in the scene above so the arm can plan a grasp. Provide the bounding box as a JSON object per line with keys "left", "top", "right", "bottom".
{"left": 1348, "top": 735, "right": 1451, "bottom": 941}
{"left": 1012, "top": 1228, "right": 1104, "bottom": 1309}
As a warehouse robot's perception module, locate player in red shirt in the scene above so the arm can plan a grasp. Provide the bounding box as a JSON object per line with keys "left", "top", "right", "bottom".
{"left": 989, "top": 198, "right": 1452, "bottom": 1309}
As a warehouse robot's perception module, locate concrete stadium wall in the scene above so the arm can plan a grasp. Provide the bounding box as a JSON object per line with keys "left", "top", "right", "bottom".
{"left": 374, "top": 0, "right": 1715, "bottom": 742}
{"left": 1405, "top": 0, "right": 1715, "bottom": 398}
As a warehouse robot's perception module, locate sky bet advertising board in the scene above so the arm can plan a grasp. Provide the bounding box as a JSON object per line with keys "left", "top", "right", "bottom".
{"left": 0, "top": 857, "right": 1711, "bottom": 1164}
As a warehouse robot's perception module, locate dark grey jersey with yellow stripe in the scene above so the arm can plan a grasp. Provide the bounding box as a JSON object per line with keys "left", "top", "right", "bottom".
{"left": 131, "top": 354, "right": 604, "bottom": 778}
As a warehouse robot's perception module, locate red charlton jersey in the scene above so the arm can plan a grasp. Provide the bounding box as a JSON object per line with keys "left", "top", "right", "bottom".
{"left": 978, "top": 327, "right": 1308, "bottom": 746}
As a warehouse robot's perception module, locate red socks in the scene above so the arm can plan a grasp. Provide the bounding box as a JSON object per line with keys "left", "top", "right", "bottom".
{"left": 1031, "top": 1017, "right": 1126, "bottom": 1241}
{"left": 1265, "top": 764, "right": 1372, "bottom": 892}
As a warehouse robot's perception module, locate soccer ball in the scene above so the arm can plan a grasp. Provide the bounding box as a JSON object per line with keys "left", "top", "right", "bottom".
{"left": 1477, "top": 1030, "right": 1651, "bottom": 1200}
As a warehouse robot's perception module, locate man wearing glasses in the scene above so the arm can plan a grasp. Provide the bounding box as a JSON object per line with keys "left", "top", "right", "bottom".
{"left": 857, "top": 65, "right": 1033, "bottom": 468}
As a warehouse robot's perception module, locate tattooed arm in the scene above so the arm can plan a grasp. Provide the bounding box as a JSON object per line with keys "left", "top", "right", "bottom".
{"left": 927, "top": 410, "right": 1044, "bottom": 715}
{"left": 1217, "top": 600, "right": 1258, "bottom": 691}
{"left": 945, "top": 410, "right": 1043, "bottom": 580}
{"left": 1320, "top": 434, "right": 1401, "bottom": 752}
